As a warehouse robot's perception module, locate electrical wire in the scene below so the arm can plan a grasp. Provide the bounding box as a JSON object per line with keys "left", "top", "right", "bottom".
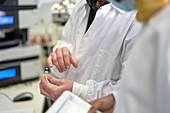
{"left": 0, "top": 92, "right": 13, "bottom": 102}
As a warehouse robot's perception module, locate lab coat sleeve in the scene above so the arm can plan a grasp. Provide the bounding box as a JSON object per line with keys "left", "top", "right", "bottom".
{"left": 72, "top": 80, "right": 120, "bottom": 102}
{"left": 72, "top": 18, "right": 143, "bottom": 102}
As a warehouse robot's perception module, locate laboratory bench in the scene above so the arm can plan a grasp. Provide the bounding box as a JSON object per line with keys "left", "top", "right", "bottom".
{"left": 0, "top": 79, "right": 46, "bottom": 113}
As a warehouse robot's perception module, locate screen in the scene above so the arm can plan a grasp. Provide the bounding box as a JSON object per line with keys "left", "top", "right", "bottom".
{"left": 56, "top": 95, "right": 90, "bottom": 113}
{"left": 0, "top": 68, "right": 16, "bottom": 80}
{"left": 46, "top": 91, "right": 102, "bottom": 113}
{"left": 0, "top": 10, "right": 18, "bottom": 29}
{"left": 0, "top": 16, "right": 14, "bottom": 25}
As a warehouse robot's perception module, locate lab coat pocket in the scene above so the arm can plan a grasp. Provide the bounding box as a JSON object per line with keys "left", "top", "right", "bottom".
{"left": 91, "top": 49, "right": 120, "bottom": 82}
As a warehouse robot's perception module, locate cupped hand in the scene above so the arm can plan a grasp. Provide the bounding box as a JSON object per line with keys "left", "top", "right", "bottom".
{"left": 47, "top": 47, "right": 78, "bottom": 73}
{"left": 39, "top": 74, "right": 73, "bottom": 101}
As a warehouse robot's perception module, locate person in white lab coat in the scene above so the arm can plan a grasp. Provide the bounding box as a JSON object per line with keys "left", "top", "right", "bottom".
{"left": 88, "top": 0, "right": 170, "bottom": 113}
{"left": 39, "top": 0, "right": 142, "bottom": 102}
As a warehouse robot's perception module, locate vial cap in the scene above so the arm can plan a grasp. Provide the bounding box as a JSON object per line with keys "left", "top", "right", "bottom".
{"left": 45, "top": 68, "right": 49, "bottom": 71}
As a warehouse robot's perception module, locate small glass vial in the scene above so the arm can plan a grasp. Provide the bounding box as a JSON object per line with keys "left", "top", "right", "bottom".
{"left": 45, "top": 68, "right": 49, "bottom": 75}
{"left": 44, "top": 68, "right": 49, "bottom": 83}
{"left": 44, "top": 68, "right": 55, "bottom": 87}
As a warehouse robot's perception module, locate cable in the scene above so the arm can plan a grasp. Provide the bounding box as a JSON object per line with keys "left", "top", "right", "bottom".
{"left": 0, "top": 92, "right": 13, "bottom": 102}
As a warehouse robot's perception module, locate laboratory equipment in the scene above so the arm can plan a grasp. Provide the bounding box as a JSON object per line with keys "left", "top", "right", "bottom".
{"left": 0, "top": 0, "right": 41, "bottom": 88}
{"left": 0, "top": 45, "right": 42, "bottom": 88}
{"left": 0, "top": 0, "right": 39, "bottom": 48}
{"left": 51, "top": 0, "right": 76, "bottom": 24}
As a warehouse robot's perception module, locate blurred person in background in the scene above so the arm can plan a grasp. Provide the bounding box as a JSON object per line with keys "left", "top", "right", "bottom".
{"left": 88, "top": 0, "right": 170, "bottom": 113}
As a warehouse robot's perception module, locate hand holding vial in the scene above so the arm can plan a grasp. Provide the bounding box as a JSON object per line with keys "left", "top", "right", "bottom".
{"left": 39, "top": 68, "right": 73, "bottom": 101}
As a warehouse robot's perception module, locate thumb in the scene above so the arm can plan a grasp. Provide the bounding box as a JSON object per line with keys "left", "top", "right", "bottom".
{"left": 47, "top": 74, "right": 63, "bottom": 86}
{"left": 88, "top": 107, "right": 96, "bottom": 113}
{"left": 70, "top": 55, "right": 78, "bottom": 68}
{"left": 88, "top": 100, "right": 102, "bottom": 113}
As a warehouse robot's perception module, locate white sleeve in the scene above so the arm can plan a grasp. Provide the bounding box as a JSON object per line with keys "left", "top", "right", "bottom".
{"left": 72, "top": 79, "right": 120, "bottom": 102}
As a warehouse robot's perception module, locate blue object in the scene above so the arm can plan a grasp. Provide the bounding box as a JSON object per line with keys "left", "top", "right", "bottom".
{"left": 0, "top": 16, "right": 14, "bottom": 25}
{"left": 45, "top": 68, "right": 49, "bottom": 71}
{"left": 56, "top": 96, "right": 73, "bottom": 113}
{"left": 107, "top": 0, "right": 136, "bottom": 11}
{"left": 0, "top": 68, "right": 16, "bottom": 80}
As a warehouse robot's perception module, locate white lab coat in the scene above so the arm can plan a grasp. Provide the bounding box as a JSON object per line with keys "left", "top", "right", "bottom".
{"left": 51, "top": 0, "right": 142, "bottom": 101}
{"left": 114, "top": 4, "right": 170, "bottom": 113}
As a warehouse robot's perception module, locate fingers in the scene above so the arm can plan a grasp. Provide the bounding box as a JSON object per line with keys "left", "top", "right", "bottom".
{"left": 88, "top": 102, "right": 98, "bottom": 113}
{"left": 103, "top": 107, "right": 114, "bottom": 113}
{"left": 88, "top": 100, "right": 102, "bottom": 113}
{"left": 47, "top": 55, "right": 53, "bottom": 68}
{"left": 62, "top": 47, "right": 71, "bottom": 69}
{"left": 49, "top": 47, "right": 78, "bottom": 72}
{"left": 41, "top": 75, "right": 56, "bottom": 93}
{"left": 39, "top": 81, "right": 51, "bottom": 98}
{"left": 70, "top": 55, "right": 78, "bottom": 68}
{"left": 89, "top": 94, "right": 115, "bottom": 113}
{"left": 56, "top": 48, "right": 66, "bottom": 72}
{"left": 51, "top": 47, "right": 71, "bottom": 72}
{"left": 88, "top": 103, "right": 100, "bottom": 113}
{"left": 39, "top": 82, "right": 57, "bottom": 101}
{"left": 51, "top": 51, "right": 62, "bottom": 72}
{"left": 47, "top": 74, "right": 63, "bottom": 86}
{"left": 39, "top": 77, "right": 55, "bottom": 100}
{"left": 40, "top": 75, "right": 65, "bottom": 101}
{"left": 88, "top": 107, "right": 97, "bottom": 113}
